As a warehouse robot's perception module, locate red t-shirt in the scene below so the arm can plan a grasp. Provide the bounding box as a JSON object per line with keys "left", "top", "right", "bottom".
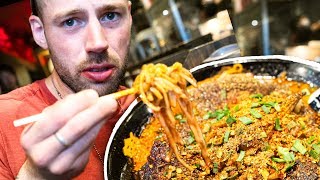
{"left": 0, "top": 79, "right": 135, "bottom": 179}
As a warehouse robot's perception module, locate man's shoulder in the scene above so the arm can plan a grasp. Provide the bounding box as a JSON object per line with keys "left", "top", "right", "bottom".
{"left": 0, "top": 81, "right": 41, "bottom": 107}
{"left": 0, "top": 79, "right": 50, "bottom": 122}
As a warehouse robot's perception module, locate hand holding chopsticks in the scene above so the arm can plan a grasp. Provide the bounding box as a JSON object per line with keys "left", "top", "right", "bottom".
{"left": 17, "top": 89, "right": 118, "bottom": 179}
{"left": 13, "top": 88, "right": 137, "bottom": 127}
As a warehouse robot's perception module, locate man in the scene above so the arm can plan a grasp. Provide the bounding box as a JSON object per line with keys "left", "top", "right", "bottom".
{"left": 0, "top": 0, "right": 135, "bottom": 179}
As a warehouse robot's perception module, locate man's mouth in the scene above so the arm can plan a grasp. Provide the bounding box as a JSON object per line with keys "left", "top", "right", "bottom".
{"left": 81, "top": 64, "right": 115, "bottom": 83}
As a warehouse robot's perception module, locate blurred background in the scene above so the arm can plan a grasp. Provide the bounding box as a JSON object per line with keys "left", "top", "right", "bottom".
{"left": 0, "top": 0, "right": 319, "bottom": 93}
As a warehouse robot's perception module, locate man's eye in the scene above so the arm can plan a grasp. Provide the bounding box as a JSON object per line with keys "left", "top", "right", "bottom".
{"left": 63, "top": 19, "right": 76, "bottom": 27}
{"left": 102, "top": 12, "right": 119, "bottom": 22}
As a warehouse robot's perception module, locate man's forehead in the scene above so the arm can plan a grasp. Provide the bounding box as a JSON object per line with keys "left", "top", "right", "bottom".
{"left": 40, "top": 0, "right": 128, "bottom": 5}
{"left": 35, "top": 0, "right": 130, "bottom": 22}
{"left": 40, "top": 0, "right": 129, "bottom": 9}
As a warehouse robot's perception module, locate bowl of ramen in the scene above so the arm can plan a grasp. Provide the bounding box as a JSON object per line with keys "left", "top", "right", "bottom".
{"left": 104, "top": 55, "right": 320, "bottom": 180}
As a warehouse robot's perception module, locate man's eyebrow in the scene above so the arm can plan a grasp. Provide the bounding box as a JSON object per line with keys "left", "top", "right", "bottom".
{"left": 52, "top": 9, "right": 85, "bottom": 23}
{"left": 52, "top": 3, "right": 128, "bottom": 22}
{"left": 97, "top": 3, "right": 127, "bottom": 12}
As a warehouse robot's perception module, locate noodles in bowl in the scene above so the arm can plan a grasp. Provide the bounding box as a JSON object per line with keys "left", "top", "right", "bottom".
{"left": 105, "top": 56, "right": 320, "bottom": 180}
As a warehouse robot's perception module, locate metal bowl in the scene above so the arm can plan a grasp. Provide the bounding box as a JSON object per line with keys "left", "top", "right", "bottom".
{"left": 104, "top": 55, "right": 320, "bottom": 180}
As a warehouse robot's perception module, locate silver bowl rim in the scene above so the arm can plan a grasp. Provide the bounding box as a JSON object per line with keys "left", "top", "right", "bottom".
{"left": 191, "top": 55, "right": 320, "bottom": 73}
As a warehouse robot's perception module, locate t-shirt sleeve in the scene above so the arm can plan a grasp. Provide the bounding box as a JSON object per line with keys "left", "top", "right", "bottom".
{"left": 0, "top": 128, "right": 14, "bottom": 179}
{"left": 0, "top": 99, "right": 21, "bottom": 179}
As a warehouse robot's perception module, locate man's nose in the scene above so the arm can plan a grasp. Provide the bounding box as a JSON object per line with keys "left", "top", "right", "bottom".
{"left": 85, "top": 20, "right": 109, "bottom": 53}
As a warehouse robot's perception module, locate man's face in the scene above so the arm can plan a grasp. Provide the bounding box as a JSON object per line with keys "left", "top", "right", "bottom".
{"left": 37, "top": 0, "right": 132, "bottom": 96}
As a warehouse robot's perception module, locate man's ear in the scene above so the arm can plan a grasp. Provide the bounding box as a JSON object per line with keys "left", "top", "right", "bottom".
{"left": 29, "top": 15, "right": 48, "bottom": 49}
{"left": 128, "top": 1, "right": 132, "bottom": 26}
{"left": 128, "top": 1, "right": 132, "bottom": 12}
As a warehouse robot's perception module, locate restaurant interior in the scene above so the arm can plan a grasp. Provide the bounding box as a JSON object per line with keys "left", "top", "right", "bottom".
{"left": 0, "top": 0, "right": 319, "bottom": 93}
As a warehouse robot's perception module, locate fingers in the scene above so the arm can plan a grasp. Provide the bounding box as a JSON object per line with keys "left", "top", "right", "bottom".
{"left": 21, "top": 89, "right": 99, "bottom": 146}
{"left": 48, "top": 121, "right": 103, "bottom": 175}
{"left": 56, "top": 94, "right": 118, "bottom": 146}
{"left": 20, "top": 91, "right": 118, "bottom": 177}
{"left": 28, "top": 118, "right": 105, "bottom": 169}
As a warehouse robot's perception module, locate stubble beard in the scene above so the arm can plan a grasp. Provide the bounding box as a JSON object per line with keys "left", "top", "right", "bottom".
{"left": 51, "top": 49, "right": 129, "bottom": 97}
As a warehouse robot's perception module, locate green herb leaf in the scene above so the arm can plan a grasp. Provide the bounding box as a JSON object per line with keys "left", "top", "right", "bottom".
{"left": 212, "top": 162, "right": 219, "bottom": 173}
{"left": 285, "top": 162, "right": 295, "bottom": 172}
{"left": 239, "top": 117, "right": 253, "bottom": 125}
{"left": 251, "top": 94, "right": 263, "bottom": 99}
{"left": 250, "top": 109, "right": 262, "bottom": 119}
{"left": 277, "top": 147, "right": 295, "bottom": 162}
{"left": 233, "top": 105, "right": 240, "bottom": 112}
{"left": 293, "top": 140, "right": 307, "bottom": 155}
{"left": 262, "top": 105, "right": 271, "bottom": 114}
{"left": 174, "top": 114, "right": 183, "bottom": 120}
{"left": 251, "top": 102, "right": 261, "bottom": 108}
{"left": 216, "top": 110, "right": 226, "bottom": 120}
{"left": 309, "top": 150, "right": 319, "bottom": 159}
{"left": 194, "top": 163, "right": 201, "bottom": 169}
{"left": 236, "top": 151, "right": 246, "bottom": 162}
{"left": 224, "top": 130, "right": 231, "bottom": 143}
{"left": 226, "top": 116, "right": 236, "bottom": 126}
{"left": 262, "top": 142, "right": 271, "bottom": 151}
{"left": 307, "top": 136, "right": 316, "bottom": 144}
{"left": 186, "top": 145, "right": 195, "bottom": 150}
{"left": 263, "top": 102, "right": 276, "bottom": 107}
{"left": 262, "top": 102, "right": 281, "bottom": 111}
{"left": 275, "top": 118, "right": 282, "bottom": 131}
{"left": 271, "top": 157, "right": 286, "bottom": 163}
{"left": 274, "top": 103, "right": 281, "bottom": 112}
{"left": 204, "top": 108, "right": 231, "bottom": 121}
{"left": 285, "top": 153, "right": 295, "bottom": 163}
{"left": 260, "top": 132, "right": 267, "bottom": 138}
{"left": 291, "top": 146, "right": 298, "bottom": 152}
{"left": 186, "top": 136, "right": 195, "bottom": 145}
{"left": 312, "top": 144, "right": 320, "bottom": 154}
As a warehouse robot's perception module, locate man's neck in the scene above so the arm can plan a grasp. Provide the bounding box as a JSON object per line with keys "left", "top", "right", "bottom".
{"left": 45, "top": 70, "right": 74, "bottom": 99}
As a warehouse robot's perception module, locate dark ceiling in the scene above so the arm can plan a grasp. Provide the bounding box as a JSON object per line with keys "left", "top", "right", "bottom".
{"left": 0, "top": 0, "right": 23, "bottom": 7}
{"left": 0, "top": 0, "right": 31, "bottom": 37}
